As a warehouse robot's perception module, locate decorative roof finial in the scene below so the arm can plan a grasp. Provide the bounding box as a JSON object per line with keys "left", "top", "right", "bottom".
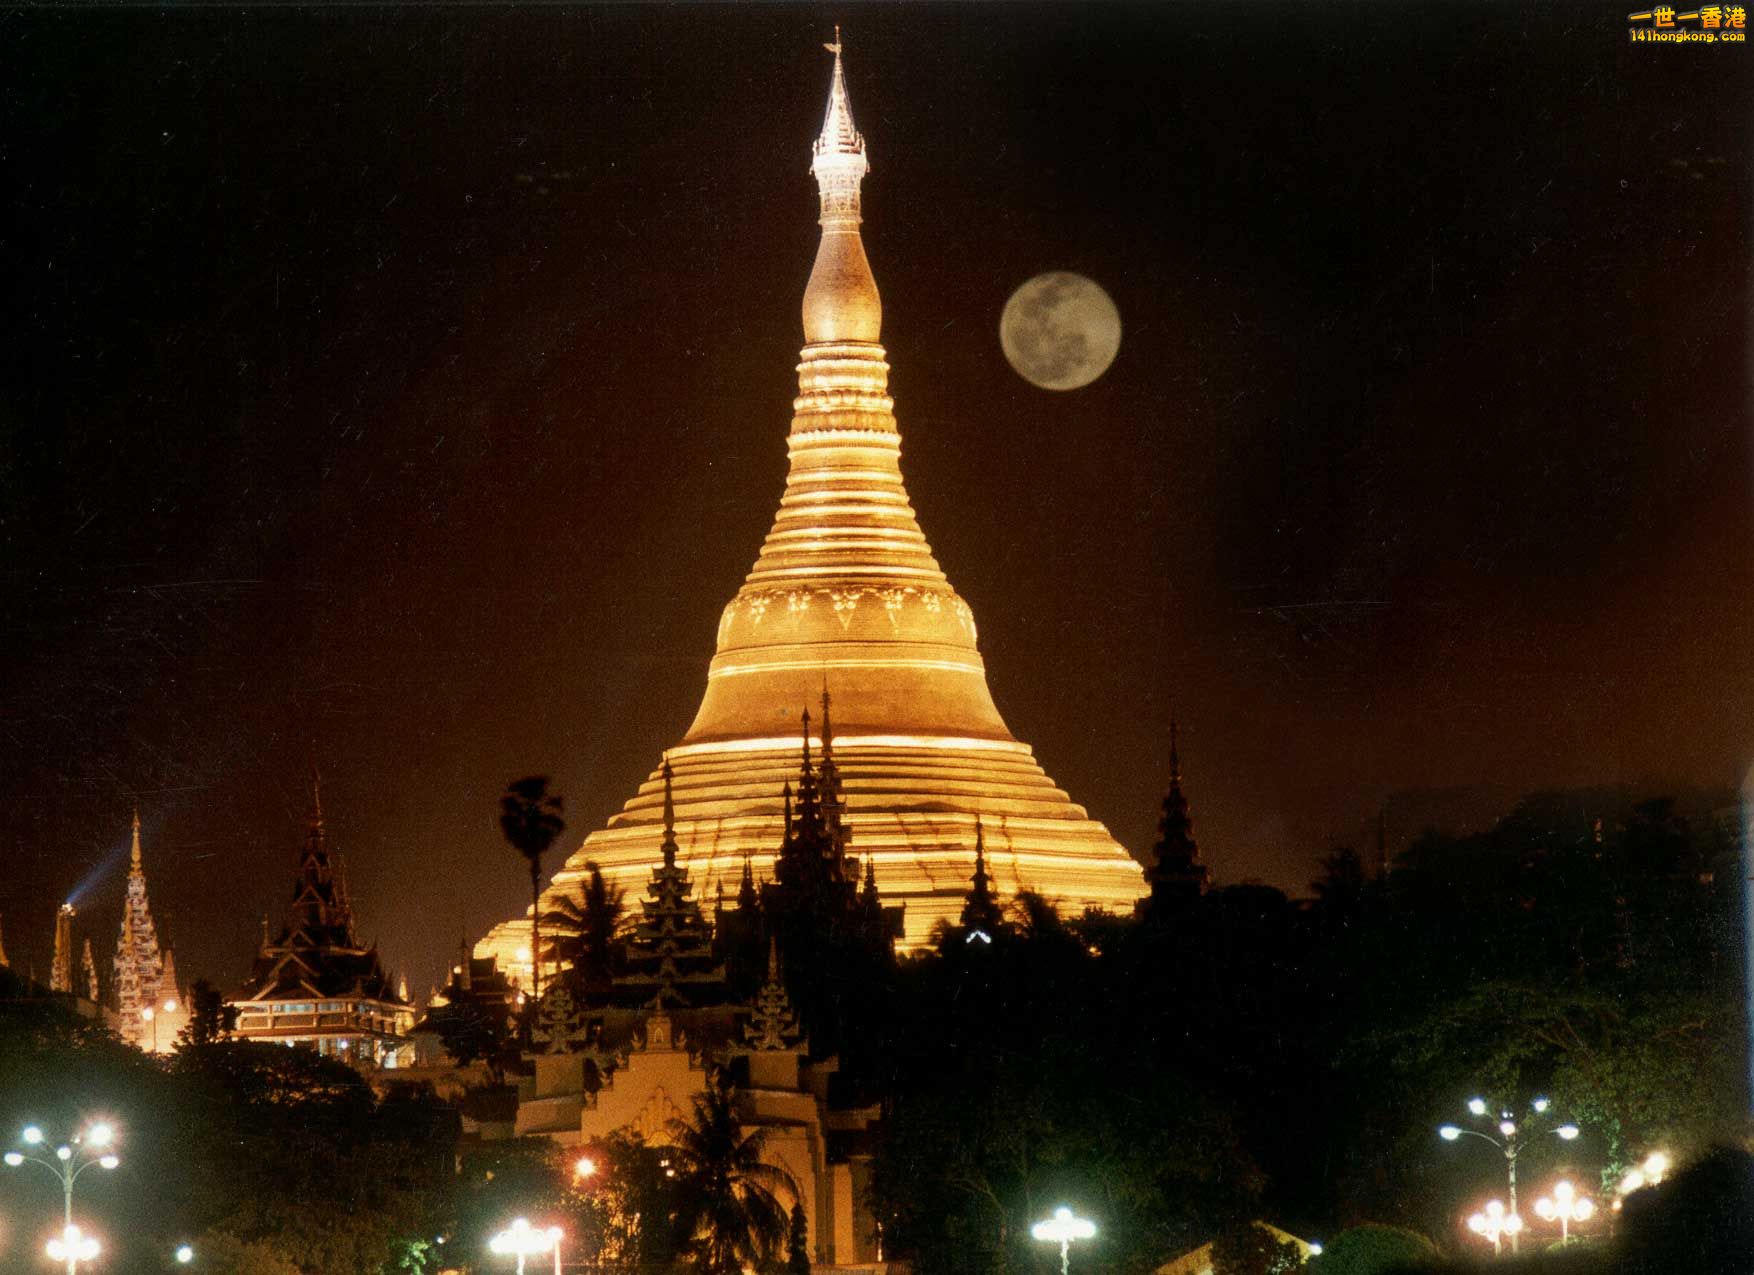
{"left": 800, "top": 707, "right": 813, "bottom": 776}
{"left": 813, "top": 28, "right": 865, "bottom": 170}
{"left": 803, "top": 28, "right": 880, "bottom": 343}
{"left": 1169, "top": 717, "right": 1181, "bottom": 785}
{"left": 308, "top": 761, "right": 324, "bottom": 830}
{"left": 660, "top": 753, "right": 679, "bottom": 868}
{"left": 131, "top": 809, "right": 143, "bottom": 869}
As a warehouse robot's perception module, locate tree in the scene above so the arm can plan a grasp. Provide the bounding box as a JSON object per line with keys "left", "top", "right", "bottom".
{"left": 786, "top": 1201, "right": 812, "bottom": 1275}
{"left": 542, "top": 861, "right": 625, "bottom": 998}
{"left": 186, "top": 1231, "right": 302, "bottom": 1275}
{"left": 175, "top": 978, "right": 238, "bottom": 1050}
{"left": 667, "top": 1078, "right": 797, "bottom": 1275}
{"left": 1212, "top": 1223, "right": 1307, "bottom": 1275}
{"left": 500, "top": 776, "right": 566, "bottom": 1000}
{"left": 425, "top": 980, "right": 520, "bottom": 1085}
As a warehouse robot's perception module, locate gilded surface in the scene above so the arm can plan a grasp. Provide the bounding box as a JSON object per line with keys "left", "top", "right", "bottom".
{"left": 482, "top": 45, "right": 1144, "bottom": 968}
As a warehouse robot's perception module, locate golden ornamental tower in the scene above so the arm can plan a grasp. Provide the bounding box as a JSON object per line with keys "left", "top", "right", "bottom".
{"left": 482, "top": 40, "right": 1144, "bottom": 967}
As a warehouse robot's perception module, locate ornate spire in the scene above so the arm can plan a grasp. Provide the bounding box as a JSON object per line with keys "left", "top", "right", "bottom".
{"left": 743, "top": 936, "right": 803, "bottom": 1052}
{"left": 51, "top": 903, "right": 75, "bottom": 994}
{"left": 619, "top": 810, "right": 724, "bottom": 1009}
{"left": 738, "top": 853, "right": 759, "bottom": 911}
{"left": 0, "top": 913, "right": 8, "bottom": 968}
{"left": 802, "top": 31, "right": 881, "bottom": 345}
{"left": 1147, "top": 717, "right": 1208, "bottom": 909}
{"left": 131, "top": 809, "right": 142, "bottom": 869}
{"left": 82, "top": 938, "right": 99, "bottom": 1002}
{"left": 660, "top": 754, "right": 680, "bottom": 869}
{"left": 309, "top": 762, "right": 324, "bottom": 831}
{"left": 959, "top": 821, "right": 1004, "bottom": 936}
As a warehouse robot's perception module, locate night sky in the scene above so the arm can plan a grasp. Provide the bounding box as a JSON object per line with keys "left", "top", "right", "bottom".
{"left": 1, "top": 5, "right": 1747, "bottom": 997}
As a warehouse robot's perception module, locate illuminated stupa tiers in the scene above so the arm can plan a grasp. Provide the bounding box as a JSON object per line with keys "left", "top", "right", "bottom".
{"left": 484, "top": 41, "right": 1144, "bottom": 965}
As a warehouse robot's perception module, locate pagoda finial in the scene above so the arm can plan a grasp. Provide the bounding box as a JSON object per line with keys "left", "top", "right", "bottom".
{"left": 1169, "top": 716, "right": 1181, "bottom": 785}
{"left": 803, "top": 30, "right": 880, "bottom": 343}
{"left": 130, "top": 809, "right": 143, "bottom": 869}
{"left": 739, "top": 853, "right": 758, "bottom": 910}
{"left": 820, "top": 681, "right": 834, "bottom": 759}
{"left": 813, "top": 29, "right": 865, "bottom": 168}
{"left": 308, "top": 761, "right": 324, "bottom": 831}
{"left": 800, "top": 707, "right": 813, "bottom": 775}
{"left": 660, "top": 754, "right": 680, "bottom": 868}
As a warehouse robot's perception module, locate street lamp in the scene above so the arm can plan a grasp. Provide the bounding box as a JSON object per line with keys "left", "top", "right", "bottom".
{"left": 1533, "top": 1179, "right": 1595, "bottom": 1242}
{"left": 140, "top": 997, "right": 178, "bottom": 1053}
{"left": 1467, "top": 1199, "right": 1523, "bottom": 1257}
{"left": 4, "top": 1121, "right": 121, "bottom": 1270}
{"left": 1437, "top": 1095, "right": 1580, "bottom": 1250}
{"left": 1030, "top": 1206, "right": 1096, "bottom": 1275}
{"left": 46, "top": 1224, "right": 101, "bottom": 1274}
{"left": 1616, "top": 1150, "right": 1673, "bottom": 1201}
{"left": 489, "top": 1218, "right": 562, "bottom": 1275}
{"left": 176, "top": 1243, "right": 196, "bottom": 1263}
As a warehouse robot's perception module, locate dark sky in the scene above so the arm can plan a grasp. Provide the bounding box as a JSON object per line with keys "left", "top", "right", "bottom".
{"left": 1, "top": 4, "right": 1748, "bottom": 997}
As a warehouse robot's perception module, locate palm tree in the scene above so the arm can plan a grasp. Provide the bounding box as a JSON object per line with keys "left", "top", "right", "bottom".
{"left": 541, "top": 862, "right": 625, "bottom": 998}
{"left": 500, "top": 776, "right": 565, "bottom": 1000}
{"left": 667, "top": 1078, "right": 797, "bottom": 1275}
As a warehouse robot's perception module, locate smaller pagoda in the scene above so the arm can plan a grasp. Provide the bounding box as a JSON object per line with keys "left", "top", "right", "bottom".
{"left": 114, "top": 812, "right": 188, "bottom": 1052}
{"left": 1143, "top": 720, "right": 1210, "bottom": 914}
{"left": 615, "top": 757, "right": 728, "bottom": 1009}
{"left": 229, "top": 772, "right": 413, "bottom": 1067}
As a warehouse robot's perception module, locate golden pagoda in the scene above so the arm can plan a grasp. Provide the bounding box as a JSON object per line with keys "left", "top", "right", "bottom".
{"left": 483, "top": 40, "right": 1144, "bottom": 966}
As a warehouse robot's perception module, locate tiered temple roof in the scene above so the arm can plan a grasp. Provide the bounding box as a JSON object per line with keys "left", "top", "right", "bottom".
{"left": 230, "top": 774, "right": 411, "bottom": 1063}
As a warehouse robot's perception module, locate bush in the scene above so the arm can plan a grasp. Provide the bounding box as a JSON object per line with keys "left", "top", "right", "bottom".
{"left": 1307, "top": 1225, "right": 1441, "bottom": 1275}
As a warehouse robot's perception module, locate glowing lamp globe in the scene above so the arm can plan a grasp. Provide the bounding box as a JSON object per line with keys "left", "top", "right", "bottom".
{"left": 23, "top": 1126, "right": 44, "bottom": 1145}
{"left": 4, "top": 1152, "right": 22, "bottom": 1166}
{"left": 1557, "top": 1124, "right": 1580, "bottom": 1140}
{"left": 1467, "top": 1098, "right": 1488, "bottom": 1116}
{"left": 86, "top": 1124, "right": 114, "bottom": 1147}
{"left": 1438, "top": 1125, "right": 1461, "bottom": 1141}
{"left": 47, "top": 1225, "right": 101, "bottom": 1262}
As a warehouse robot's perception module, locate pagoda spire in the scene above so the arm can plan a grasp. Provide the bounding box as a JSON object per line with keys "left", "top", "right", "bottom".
{"left": 113, "top": 807, "right": 171, "bottom": 1043}
{"left": 738, "top": 853, "right": 759, "bottom": 911}
{"left": 1147, "top": 717, "right": 1209, "bottom": 910}
{"left": 660, "top": 754, "right": 680, "bottom": 869}
{"left": 802, "top": 30, "right": 880, "bottom": 346}
{"left": 0, "top": 913, "right": 8, "bottom": 968}
{"left": 82, "top": 938, "right": 99, "bottom": 1002}
{"left": 959, "top": 821, "right": 1003, "bottom": 936}
{"left": 743, "top": 936, "right": 803, "bottom": 1052}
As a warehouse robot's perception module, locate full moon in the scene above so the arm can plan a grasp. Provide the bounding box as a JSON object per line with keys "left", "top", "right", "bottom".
{"left": 999, "top": 272, "right": 1122, "bottom": 391}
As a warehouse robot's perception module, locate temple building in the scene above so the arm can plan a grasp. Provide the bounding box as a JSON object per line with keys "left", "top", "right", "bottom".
{"left": 114, "top": 812, "right": 189, "bottom": 1052}
{"left": 230, "top": 775, "right": 414, "bottom": 1067}
{"left": 512, "top": 741, "right": 892, "bottom": 1268}
{"left": 482, "top": 37, "right": 1144, "bottom": 974}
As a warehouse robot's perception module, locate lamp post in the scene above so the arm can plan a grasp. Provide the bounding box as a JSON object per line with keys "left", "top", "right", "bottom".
{"left": 488, "top": 1217, "right": 560, "bottom": 1275}
{"left": 1438, "top": 1095, "right": 1579, "bottom": 1251}
{"left": 1030, "top": 1206, "right": 1096, "bottom": 1275}
{"left": 140, "top": 997, "right": 178, "bottom": 1053}
{"left": 1533, "top": 1179, "right": 1595, "bottom": 1242}
{"left": 1467, "top": 1199, "right": 1523, "bottom": 1258}
{"left": 4, "top": 1122, "right": 121, "bottom": 1269}
{"left": 45, "top": 1223, "right": 101, "bottom": 1275}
